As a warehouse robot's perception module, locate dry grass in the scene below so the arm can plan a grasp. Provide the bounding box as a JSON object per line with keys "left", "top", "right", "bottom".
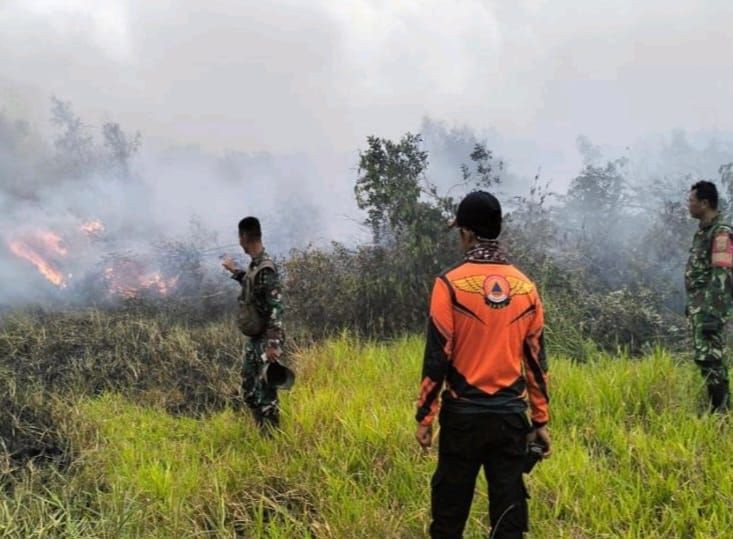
{"left": 0, "top": 311, "right": 730, "bottom": 537}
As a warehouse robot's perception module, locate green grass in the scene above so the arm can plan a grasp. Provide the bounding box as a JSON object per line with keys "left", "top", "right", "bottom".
{"left": 1, "top": 334, "right": 732, "bottom": 538}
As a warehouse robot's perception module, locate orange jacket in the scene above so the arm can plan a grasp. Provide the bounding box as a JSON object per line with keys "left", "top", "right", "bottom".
{"left": 416, "top": 251, "right": 549, "bottom": 427}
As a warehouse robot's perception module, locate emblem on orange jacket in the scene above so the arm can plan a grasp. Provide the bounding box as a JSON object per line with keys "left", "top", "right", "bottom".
{"left": 452, "top": 275, "right": 534, "bottom": 308}
{"left": 484, "top": 275, "right": 511, "bottom": 308}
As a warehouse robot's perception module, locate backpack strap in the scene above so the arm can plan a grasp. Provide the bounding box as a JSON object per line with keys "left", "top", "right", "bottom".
{"left": 247, "top": 258, "right": 276, "bottom": 282}
{"left": 244, "top": 258, "right": 277, "bottom": 300}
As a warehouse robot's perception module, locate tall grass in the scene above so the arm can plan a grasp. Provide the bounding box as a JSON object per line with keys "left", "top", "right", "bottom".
{"left": 0, "top": 319, "right": 731, "bottom": 537}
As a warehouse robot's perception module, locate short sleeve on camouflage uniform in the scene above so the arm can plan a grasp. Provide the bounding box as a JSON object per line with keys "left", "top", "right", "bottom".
{"left": 711, "top": 231, "right": 733, "bottom": 268}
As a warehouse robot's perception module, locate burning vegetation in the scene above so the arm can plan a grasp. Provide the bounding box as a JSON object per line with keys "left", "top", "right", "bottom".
{"left": 103, "top": 257, "right": 179, "bottom": 299}
{"left": 6, "top": 230, "right": 69, "bottom": 288}
{"left": 4, "top": 219, "right": 187, "bottom": 301}
{"left": 80, "top": 219, "right": 105, "bottom": 237}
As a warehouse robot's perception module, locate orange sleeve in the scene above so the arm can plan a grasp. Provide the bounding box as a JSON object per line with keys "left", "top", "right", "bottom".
{"left": 416, "top": 277, "right": 454, "bottom": 426}
{"left": 523, "top": 293, "right": 549, "bottom": 427}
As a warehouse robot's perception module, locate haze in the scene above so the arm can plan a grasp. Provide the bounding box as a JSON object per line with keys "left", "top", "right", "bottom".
{"left": 3, "top": 1, "right": 732, "bottom": 171}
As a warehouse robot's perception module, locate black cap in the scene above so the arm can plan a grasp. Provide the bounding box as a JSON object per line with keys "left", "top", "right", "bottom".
{"left": 451, "top": 191, "right": 502, "bottom": 239}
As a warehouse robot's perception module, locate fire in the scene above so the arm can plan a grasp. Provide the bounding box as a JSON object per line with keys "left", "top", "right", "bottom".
{"left": 80, "top": 219, "right": 105, "bottom": 236}
{"left": 103, "top": 258, "right": 179, "bottom": 299}
{"left": 6, "top": 231, "right": 69, "bottom": 288}
{"left": 39, "top": 231, "right": 68, "bottom": 257}
{"left": 140, "top": 272, "right": 180, "bottom": 296}
{"left": 6, "top": 222, "right": 184, "bottom": 298}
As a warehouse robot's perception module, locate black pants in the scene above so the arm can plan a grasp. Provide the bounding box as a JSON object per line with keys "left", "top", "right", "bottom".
{"left": 430, "top": 410, "right": 529, "bottom": 539}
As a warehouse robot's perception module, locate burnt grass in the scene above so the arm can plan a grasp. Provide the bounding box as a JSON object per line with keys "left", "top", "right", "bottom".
{"left": 0, "top": 305, "right": 246, "bottom": 469}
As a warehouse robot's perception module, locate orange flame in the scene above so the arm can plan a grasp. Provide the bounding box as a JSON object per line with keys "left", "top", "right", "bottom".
{"left": 80, "top": 219, "right": 105, "bottom": 236}
{"left": 103, "top": 259, "right": 179, "bottom": 298}
{"left": 36, "top": 231, "right": 67, "bottom": 256}
{"left": 141, "top": 273, "right": 180, "bottom": 296}
{"left": 7, "top": 231, "right": 69, "bottom": 288}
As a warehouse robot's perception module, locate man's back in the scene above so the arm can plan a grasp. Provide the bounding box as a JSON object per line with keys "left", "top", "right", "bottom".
{"left": 414, "top": 191, "right": 552, "bottom": 538}
{"left": 442, "top": 261, "right": 544, "bottom": 403}
{"left": 418, "top": 248, "right": 548, "bottom": 429}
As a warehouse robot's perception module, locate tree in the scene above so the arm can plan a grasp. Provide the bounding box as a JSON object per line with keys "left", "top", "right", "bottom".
{"left": 51, "top": 97, "right": 96, "bottom": 179}
{"left": 460, "top": 143, "right": 503, "bottom": 190}
{"left": 355, "top": 133, "right": 430, "bottom": 244}
{"left": 51, "top": 97, "right": 141, "bottom": 181}
{"left": 102, "top": 122, "right": 141, "bottom": 180}
{"left": 565, "top": 158, "right": 628, "bottom": 217}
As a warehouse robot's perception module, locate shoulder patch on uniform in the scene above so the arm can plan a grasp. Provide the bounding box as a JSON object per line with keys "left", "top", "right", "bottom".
{"left": 711, "top": 231, "right": 733, "bottom": 268}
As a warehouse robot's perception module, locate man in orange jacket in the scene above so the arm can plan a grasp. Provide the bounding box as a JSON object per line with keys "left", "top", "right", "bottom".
{"left": 416, "top": 191, "right": 551, "bottom": 539}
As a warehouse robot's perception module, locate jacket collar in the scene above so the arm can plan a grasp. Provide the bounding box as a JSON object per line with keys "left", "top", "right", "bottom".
{"left": 464, "top": 241, "right": 509, "bottom": 263}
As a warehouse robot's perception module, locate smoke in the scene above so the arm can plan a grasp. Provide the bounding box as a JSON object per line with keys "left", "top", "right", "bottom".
{"left": 4, "top": 1, "right": 733, "bottom": 161}
{"left": 0, "top": 99, "right": 361, "bottom": 306}
{"left": 4, "top": 97, "right": 733, "bottom": 318}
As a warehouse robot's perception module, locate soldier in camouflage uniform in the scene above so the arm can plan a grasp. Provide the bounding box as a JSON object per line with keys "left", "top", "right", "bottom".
{"left": 686, "top": 181, "right": 732, "bottom": 412}
{"left": 223, "top": 217, "right": 285, "bottom": 431}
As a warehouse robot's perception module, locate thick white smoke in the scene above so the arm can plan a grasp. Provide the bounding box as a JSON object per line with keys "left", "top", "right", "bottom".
{"left": 0, "top": 101, "right": 360, "bottom": 306}
{"left": 2, "top": 93, "right": 733, "bottom": 309}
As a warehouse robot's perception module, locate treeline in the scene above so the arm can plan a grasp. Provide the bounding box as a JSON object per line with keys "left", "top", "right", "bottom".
{"left": 283, "top": 132, "right": 733, "bottom": 358}
{"left": 5, "top": 99, "right": 733, "bottom": 357}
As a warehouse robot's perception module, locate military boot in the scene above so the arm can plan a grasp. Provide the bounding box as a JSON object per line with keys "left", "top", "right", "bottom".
{"left": 708, "top": 382, "right": 730, "bottom": 413}
{"left": 254, "top": 405, "right": 280, "bottom": 436}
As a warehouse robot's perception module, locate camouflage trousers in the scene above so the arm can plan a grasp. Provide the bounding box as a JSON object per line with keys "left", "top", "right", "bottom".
{"left": 242, "top": 337, "right": 279, "bottom": 427}
{"left": 690, "top": 313, "right": 729, "bottom": 387}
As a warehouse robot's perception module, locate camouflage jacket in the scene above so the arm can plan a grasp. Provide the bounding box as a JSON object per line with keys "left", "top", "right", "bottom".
{"left": 685, "top": 214, "right": 733, "bottom": 321}
{"left": 233, "top": 250, "right": 284, "bottom": 343}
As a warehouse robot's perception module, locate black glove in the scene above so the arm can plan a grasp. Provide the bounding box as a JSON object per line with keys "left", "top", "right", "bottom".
{"left": 524, "top": 440, "right": 547, "bottom": 474}
{"left": 701, "top": 314, "right": 722, "bottom": 336}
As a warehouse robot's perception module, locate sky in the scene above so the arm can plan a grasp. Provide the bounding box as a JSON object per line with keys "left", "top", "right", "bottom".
{"left": 2, "top": 0, "right": 733, "bottom": 176}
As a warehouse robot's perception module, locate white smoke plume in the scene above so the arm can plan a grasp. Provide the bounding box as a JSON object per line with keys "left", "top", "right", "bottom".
{"left": 0, "top": 99, "right": 359, "bottom": 306}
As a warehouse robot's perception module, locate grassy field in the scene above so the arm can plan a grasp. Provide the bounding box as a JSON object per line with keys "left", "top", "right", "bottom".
{"left": 0, "top": 317, "right": 731, "bottom": 538}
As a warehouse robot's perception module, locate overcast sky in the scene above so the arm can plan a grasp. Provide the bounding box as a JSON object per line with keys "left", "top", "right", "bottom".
{"left": 2, "top": 0, "right": 733, "bottom": 172}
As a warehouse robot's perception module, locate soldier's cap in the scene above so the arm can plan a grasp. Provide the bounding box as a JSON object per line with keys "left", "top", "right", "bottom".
{"left": 450, "top": 190, "right": 502, "bottom": 239}
{"left": 263, "top": 360, "right": 295, "bottom": 390}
